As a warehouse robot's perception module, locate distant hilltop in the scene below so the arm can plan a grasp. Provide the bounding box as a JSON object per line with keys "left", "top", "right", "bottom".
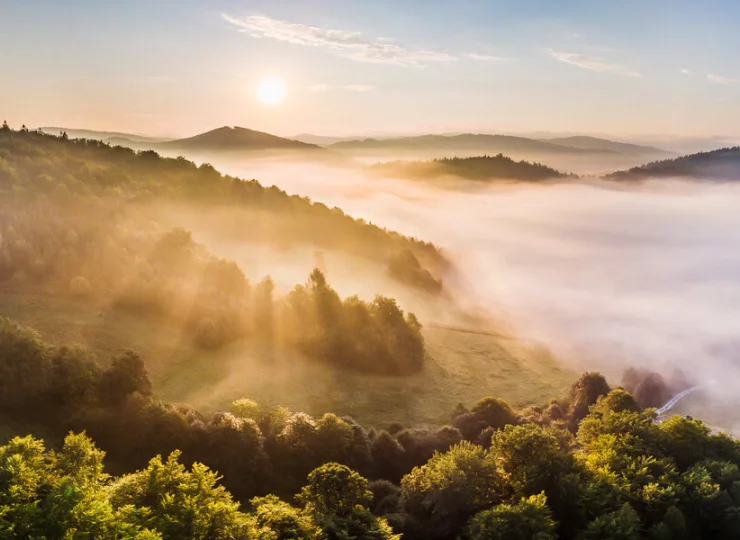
{"left": 368, "top": 155, "right": 574, "bottom": 184}
{"left": 606, "top": 147, "right": 740, "bottom": 181}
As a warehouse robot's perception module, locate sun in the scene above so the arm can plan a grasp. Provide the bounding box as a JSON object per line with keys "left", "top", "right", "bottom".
{"left": 256, "top": 77, "right": 286, "bottom": 105}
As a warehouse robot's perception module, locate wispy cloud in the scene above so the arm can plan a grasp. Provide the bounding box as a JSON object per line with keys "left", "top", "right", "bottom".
{"left": 680, "top": 68, "right": 691, "bottom": 75}
{"left": 708, "top": 74, "right": 739, "bottom": 85}
{"left": 468, "top": 53, "right": 506, "bottom": 62}
{"left": 548, "top": 50, "right": 640, "bottom": 77}
{"left": 307, "top": 84, "right": 374, "bottom": 92}
{"left": 223, "top": 14, "right": 456, "bottom": 67}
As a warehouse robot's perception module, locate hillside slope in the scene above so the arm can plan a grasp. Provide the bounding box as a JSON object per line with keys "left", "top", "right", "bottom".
{"left": 606, "top": 147, "right": 740, "bottom": 181}
{"left": 0, "top": 126, "right": 446, "bottom": 277}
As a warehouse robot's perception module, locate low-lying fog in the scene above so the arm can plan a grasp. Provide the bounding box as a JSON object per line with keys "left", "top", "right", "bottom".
{"left": 200, "top": 156, "right": 740, "bottom": 426}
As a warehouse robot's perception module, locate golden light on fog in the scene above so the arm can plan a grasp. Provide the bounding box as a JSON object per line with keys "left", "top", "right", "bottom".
{"left": 256, "top": 77, "right": 286, "bottom": 105}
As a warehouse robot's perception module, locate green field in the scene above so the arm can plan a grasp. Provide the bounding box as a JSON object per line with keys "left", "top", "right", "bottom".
{"left": 0, "top": 286, "right": 574, "bottom": 427}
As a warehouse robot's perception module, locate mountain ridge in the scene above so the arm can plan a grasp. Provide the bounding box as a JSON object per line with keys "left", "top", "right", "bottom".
{"left": 606, "top": 146, "right": 740, "bottom": 181}
{"left": 330, "top": 133, "right": 623, "bottom": 156}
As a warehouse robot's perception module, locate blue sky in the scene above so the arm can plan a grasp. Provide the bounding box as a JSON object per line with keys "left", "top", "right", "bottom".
{"left": 1, "top": 0, "right": 739, "bottom": 137}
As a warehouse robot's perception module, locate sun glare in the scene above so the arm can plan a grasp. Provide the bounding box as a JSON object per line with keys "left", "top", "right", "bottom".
{"left": 256, "top": 77, "right": 286, "bottom": 105}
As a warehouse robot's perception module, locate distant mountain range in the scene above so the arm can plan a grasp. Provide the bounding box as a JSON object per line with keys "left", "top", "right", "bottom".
{"left": 330, "top": 134, "right": 608, "bottom": 154}
{"left": 541, "top": 136, "right": 671, "bottom": 156}
{"left": 607, "top": 147, "right": 740, "bottom": 181}
{"left": 328, "top": 133, "right": 674, "bottom": 159}
{"left": 49, "top": 127, "right": 740, "bottom": 178}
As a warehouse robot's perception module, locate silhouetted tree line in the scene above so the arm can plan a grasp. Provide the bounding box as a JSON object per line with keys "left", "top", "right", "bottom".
{"left": 369, "top": 154, "right": 573, "bottom": 183}
{"left": 606, "top": 146, "right": 740, "bottom": 181}
{"left": 388, "top": 249, "right": 443, "bottom": 294}
{"left": 3, "top": 316, "right": 740, "bottom": 538}
{"left": 0, "top": 123, "right": 447, "bottom": 291}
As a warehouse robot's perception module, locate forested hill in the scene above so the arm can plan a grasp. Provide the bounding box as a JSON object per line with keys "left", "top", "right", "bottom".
{"left": 157, "top": 125, "right": 323, "bottom": 153}
{"left": 0, "top": 124, "right": 446, "bottom": 274}
{"left": 606, "top": 147, "right": 740, "bottom": 181}
{"left": 368, "top": 155, "right": 573, "bottom": 183}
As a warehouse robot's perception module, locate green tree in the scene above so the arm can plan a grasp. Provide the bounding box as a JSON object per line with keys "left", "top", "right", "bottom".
{"left": 98, "top": 349, "right": 152, "bottom": 406}
{"left": 467, "top": 493, "right": 557, "bottom": 540}
{"left": 299, "top": 463, "right": 399, "bottom": 540}
{"left": 579, "top": 503, "right": 643, "bottom": 540}
{"left": 568, "top": 372, "right": 611, "bottom": 427}
{"left": 299, "top": 462, "right": 372, "bottom": 518}
{"left": 250, "top": 495, "right": 321, "bottom": 539}
{"left": 490, "top": 424, "right": 573, "bottom": 498}
{"left": 110, "top": 451, "right": 252, "bottom": 539}
{"left": 401, "top": 441, "right": 500, "bottom": 539}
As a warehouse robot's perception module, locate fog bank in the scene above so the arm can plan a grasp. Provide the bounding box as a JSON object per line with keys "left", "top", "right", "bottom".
{"left": 212, "top": 158, "right": 740, "bottom": 422}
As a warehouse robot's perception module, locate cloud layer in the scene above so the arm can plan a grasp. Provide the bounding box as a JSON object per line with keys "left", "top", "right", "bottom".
{"left": 468, "top": 53, "right": 506, "bottom": 62}
{"left": 549, "top": 50, "right": 640, "bottom": 77}
{"left": 223, "top": 14, "right": 456, "bottom": 67}
{"left": 708, "top": 74, "right": 739, "bottom": 85}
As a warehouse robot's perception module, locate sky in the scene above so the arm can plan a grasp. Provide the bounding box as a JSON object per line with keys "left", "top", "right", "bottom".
{"left": 2, "top": 0, "right": 740, "bottom": 138}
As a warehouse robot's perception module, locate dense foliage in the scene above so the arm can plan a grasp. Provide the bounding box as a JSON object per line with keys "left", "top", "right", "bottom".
{"left": 368, "top": 154, "right": 572, "bottom": 183}
{"left": 606, "top": 146, "right": 740, "bottom": 181}
{"left": 2, "top": 316, "right": 739, "bottom": 539}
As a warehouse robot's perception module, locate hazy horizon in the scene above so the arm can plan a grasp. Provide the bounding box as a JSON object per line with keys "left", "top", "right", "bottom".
{"left": 3, "top": 0, "right": 740, "bottom": 139}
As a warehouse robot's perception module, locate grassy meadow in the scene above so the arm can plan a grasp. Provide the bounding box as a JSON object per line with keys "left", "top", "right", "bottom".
{"left": 0, "top": 284, "right": 573, "bottom": 427}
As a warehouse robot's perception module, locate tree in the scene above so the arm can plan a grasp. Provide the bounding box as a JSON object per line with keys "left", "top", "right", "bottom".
{"left": 299, "top": 462, "right": 372, "bottom": 518}
{"left": 466, "top": 493, "right": 557, "bottom": 540}
{"left": 47, "top": 345, "right": 101, "bottom": 412}
{"left": 371, "top": 430, "right": 406, "bottom": 482}
{"left": 568, "top": 372, "right": 610, "bottom": 427}
{"left": 110, "top": 451, "right": 253, "bottom": 539}
{"left": 98, "top": 350, "right": 152, "bottom": 406}
{"left": 299, "top": 463, "right": 399, "bottom": 540}
{"left": 658, "top": 415, "right": 712, "bottom": 470}
{"left": 401, "top": 441, "right": 500, "bottom": 539}
{"left": 0, "top": 318, "right": 51, "bottom": 410}
{"left": 250, "top": 495, "right": 321, "bottom": 539}
{"left": 591, "top": 388, "right": 640, "bottom": 415}
{"left": 0, "top": 434, "right": 157, "bottom": 538}
{"left": 490, "top": 424, "right": 573, "bottom": 498}
{"left": 313, "top": 413, "right": 356, "bottom": 465}
{"left": 579, "top": 503, "right": 643, "bottom": 540}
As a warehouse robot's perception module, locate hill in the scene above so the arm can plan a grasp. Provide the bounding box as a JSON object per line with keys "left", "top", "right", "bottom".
{"left": 0, "top": 124, "right": 447, "bottom": 285}
{"left": 543, "top": 135, "right": 672, "bottom": 157}
{"left": 368, "top": 155, "right": 573, "bottom": 184}
{"left": 158, "top": 125, "right": 323, "bottom": 153}
{"left": 330, "top": 133, "right": 614, "bottom": 155}
{"left": 606, "top": 147, "right": 740, "bottom": 181}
